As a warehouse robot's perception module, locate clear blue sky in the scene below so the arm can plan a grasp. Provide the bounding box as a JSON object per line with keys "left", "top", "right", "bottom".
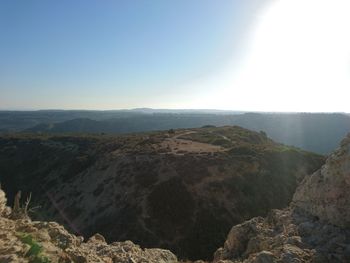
{"left": 0, "top": 0, "right": 268, "bottom": 110}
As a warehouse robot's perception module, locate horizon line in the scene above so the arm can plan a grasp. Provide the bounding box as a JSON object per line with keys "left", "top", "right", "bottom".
{"left": 0, "top": 108, "right": 348, "bottom": 114}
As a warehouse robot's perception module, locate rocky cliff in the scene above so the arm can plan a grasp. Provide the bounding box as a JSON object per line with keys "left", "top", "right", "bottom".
{"left": 293, "top": 135, "right": 350, "bottom": 228}
{"left": 214, "top": 133, "right": 350, "bottom": 263}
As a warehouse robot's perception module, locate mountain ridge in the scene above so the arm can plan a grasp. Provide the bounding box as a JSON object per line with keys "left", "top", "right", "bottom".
{"left": 17, "top": 113, "right": 350, "bottom": 154}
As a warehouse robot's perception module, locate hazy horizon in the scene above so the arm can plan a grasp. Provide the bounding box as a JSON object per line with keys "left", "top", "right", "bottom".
{"left": 1, "top": 0, "right": 349, "bottom": 112}
{"left": 0, "top": 107, "right": 349, "bottom": 114}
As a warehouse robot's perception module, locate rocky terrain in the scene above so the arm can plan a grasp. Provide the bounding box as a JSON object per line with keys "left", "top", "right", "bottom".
{"left": 214, "top": 134, "right": 350, "bottom": 263}
{"left": 0, "top": 126, "right": 324, "bottom": 260}
{"left": 0, "top": 188, "right": 178, "bottom": 263}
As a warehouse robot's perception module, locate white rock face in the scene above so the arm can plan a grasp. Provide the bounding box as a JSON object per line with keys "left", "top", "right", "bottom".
{"left": 213, "top": 134, "right": 350, "bottom": 263}
{"left": 293, "top": 133, "right": 350, "bottom": 227}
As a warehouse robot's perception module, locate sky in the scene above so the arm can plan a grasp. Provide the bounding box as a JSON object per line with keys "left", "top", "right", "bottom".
{"left": 0, "top": 0, "right": 349, "bottom": 112}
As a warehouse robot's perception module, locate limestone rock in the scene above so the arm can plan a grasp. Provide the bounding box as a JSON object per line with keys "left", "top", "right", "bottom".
{"left": 0, "top": 189, "right": 178, "bottom": 263}
{"left": 213, "top": 134, "right": 350, "bottom": 263}
{"left": 213, "top": 217, "right": 265, "bottom": 261}
{"left": 293, "top": 134, "right": 350, "bottom": 227}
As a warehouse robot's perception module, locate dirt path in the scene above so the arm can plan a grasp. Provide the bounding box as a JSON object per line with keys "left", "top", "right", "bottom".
{"left": 208, "top": 130, "right": 231, "bottom": 142}
{"left": 160, "top": 130, "right": 225, "bottom": 154}
{"left": 172, "top": 130, "right": 196, "bottom": 139}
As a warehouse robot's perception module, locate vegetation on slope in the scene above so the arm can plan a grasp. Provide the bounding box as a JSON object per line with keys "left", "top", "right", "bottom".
{"left": 0, "top": 126, "right": 324, "bottom": 260}
{"left": 1, "top": 110, "right": 349, "bottom": 154}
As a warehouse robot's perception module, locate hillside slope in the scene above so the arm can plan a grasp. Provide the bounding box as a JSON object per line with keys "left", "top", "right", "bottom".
{"left": 0, "top": 126, "right": 324, "bottom": 260}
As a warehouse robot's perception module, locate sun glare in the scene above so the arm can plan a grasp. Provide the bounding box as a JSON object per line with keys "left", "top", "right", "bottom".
{"left": 190, "top": 0, "right": 350, "bottom": 112}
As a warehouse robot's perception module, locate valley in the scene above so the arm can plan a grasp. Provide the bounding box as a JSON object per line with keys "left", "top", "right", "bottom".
{"left": 0, "top": 126, "right": 324, "bottom": 260}
{"left": 2, "top": 110, "right": 350, "bottom": 154}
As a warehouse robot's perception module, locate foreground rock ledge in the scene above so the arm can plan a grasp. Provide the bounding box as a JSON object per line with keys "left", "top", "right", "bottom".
{"left": 0, "top": 191, "right": 178, "bottom": 263}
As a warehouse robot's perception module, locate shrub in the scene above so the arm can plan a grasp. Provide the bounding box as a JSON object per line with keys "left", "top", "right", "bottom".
{"left": 19, "top": 233, "right": 51, "bottom": 263}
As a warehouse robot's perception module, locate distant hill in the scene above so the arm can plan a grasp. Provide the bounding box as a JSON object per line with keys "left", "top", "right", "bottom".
{"left": 0, "top": 126, "right": 324, "bottom": 260}
{"left": 0, "top": 109, "right": 243, "bottom": 132}
{"left": 234, "top": 113, "right": 350, "bottom": 154}
{"left": 0, "top": 110, "right": 142, "bottom": 132}
{"left": 17, "top": 111, "right": 350, "bottom": 154}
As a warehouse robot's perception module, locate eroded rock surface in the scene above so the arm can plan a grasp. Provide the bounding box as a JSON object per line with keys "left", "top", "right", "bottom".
{"left": 214, "top": 208, "right": 350, "bottom": 263}
{"left": 0, "top": 189, "right": 178, "bottom": 263}
{"left": 214, "top": 134, "right": 350, "bottom": 263}
{"left": 293, "top": 135, "right": 350, "bottom": 228}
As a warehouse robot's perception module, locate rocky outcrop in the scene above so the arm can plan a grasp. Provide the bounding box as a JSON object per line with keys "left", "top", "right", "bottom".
{"left": 0, "top": 189, "right": 178, "bottom": 263}
{"left": 214, "top": 134, "right": 350, "bottom": 263}
{"left": 214, "top": 208, "right": 350, "bottom": 263}
{"left": 293, "top": 135, "right": 350, "bottom": 228}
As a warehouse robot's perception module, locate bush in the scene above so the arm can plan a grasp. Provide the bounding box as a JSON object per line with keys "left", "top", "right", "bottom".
{"left": 19, "top": 233, "right": 51, "bottom": 263}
